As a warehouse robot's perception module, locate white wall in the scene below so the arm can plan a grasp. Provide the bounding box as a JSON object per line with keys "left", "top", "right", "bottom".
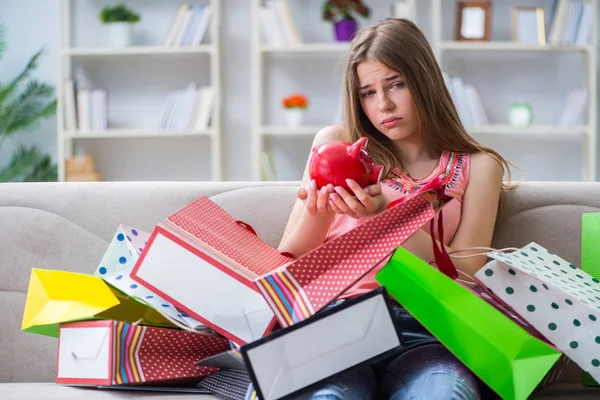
{"left": 1, "top": 0, "right": 598, "bottom": 182}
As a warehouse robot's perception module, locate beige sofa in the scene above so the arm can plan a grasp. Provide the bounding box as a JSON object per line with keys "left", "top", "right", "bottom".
{"left": 1, "top": 180, "right": 600, "bottom": 399}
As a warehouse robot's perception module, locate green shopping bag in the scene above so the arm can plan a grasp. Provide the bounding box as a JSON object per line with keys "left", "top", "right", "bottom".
{"left": 376, "top": 246, "right": 562, "bottom": 400}
{"left": 582, "top": 213, "right": 600, "bottom": 386}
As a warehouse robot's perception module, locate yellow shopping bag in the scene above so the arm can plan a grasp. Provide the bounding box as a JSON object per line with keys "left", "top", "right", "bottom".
{"left": 22, "top": 268, "right": 174, "bottom": 337}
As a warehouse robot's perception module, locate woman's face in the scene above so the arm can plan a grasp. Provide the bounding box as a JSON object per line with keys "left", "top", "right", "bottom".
{"left": 356, "top": 60, "right": 419, "bottom": 142}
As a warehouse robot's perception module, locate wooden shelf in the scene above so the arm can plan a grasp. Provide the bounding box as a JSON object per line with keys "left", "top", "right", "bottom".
{"left": 440, "top": 41, "right": 592, "bottom": 53}
{"left": 62, "top": 45, "right": 215, "bottom": 57}
{"left": 63, "top": 129, "right": 214, "bottom": 139}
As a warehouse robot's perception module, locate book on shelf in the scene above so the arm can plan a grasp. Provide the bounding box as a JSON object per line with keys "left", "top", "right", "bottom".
{"left": 259, "top": 150, "right": 277, "bottom": 181}
{"left": 555, "top": 87, "right": 588, "bottom": 126}
{"left": 547, "top": 0, "right": 593, "bottom": 46}
{"left": 391, "top": 0, "right": 416, "bottom": 22}
{"left": 64, "top": 79, "right": 107, "bottom": 133}
{"left": 158, "top": 83, "right": 216, "bottom": 131}
{"left": 164, "top": 3, "right": 212, "bottom": 47}
{"left": 442, "top": 72, "right": 488, "bottom": 127}
{"left": 259, "top": 0, "right": 301, "bottom": 47}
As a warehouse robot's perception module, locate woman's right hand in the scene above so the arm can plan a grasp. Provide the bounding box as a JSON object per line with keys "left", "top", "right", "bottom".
{"left": 297, "top": 179, "right": 334, "bottom": 216}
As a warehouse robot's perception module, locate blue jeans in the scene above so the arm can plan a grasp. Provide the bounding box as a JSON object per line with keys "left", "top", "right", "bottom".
{"left": 302, "top": 344, "right": 481, "bottom": 400}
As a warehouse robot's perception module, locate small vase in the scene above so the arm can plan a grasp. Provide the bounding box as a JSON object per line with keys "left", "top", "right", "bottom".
{"left": 334, "top": 18, "right": 358, "bottom": 42}
{"left": 284, "top": 108, "right": 305, "bottom": 126}
{"left": 108, "top": 22, "right": 133, "bottom": 47}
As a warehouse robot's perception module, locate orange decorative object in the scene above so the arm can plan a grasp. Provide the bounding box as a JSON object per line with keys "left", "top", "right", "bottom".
{"left": 282, "top": 94, "right": 309, "bottom": 109}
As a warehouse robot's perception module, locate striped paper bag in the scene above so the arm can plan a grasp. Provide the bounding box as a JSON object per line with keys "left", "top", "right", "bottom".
{"left": 56, "top": 320, "right": 230, "bottom": 386}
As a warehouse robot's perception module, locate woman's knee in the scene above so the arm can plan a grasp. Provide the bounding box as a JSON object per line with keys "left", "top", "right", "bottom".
{"left": 380, "top": 344, "right": 481, "bottom": 400}
{"left": 305, "top": 367, "right": 376, "bottom": 400}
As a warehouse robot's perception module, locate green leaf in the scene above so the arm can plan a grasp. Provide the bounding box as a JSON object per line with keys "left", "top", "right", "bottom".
{"left": 0, "top": 80, "right": 56, "bottom": 137}
{"left": 99, "top": 1, "right": 141, "bottom": 24}
{"left": 0, "top": 145, "right": 44, "bottom": 182}
{"left": 0, "top": 48, "right": 44, "bottom": 108}
{"left": 24, "top": 153, "right": 57, "bottom": 182}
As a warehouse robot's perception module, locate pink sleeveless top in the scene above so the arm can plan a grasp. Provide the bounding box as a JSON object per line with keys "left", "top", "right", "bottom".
{"left": 326, "top": 151, "right": 471, "bottom": 299}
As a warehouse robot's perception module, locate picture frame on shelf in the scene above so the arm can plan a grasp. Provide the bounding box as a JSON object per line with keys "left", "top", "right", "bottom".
{"left": 391, "top": 0, "right": 416, "bottom": 23}
{"left": 511, "top": 7, "right": 545, "bottom": 46}
{"left": 455, "top": 1, "right": 492, "bottom": 41}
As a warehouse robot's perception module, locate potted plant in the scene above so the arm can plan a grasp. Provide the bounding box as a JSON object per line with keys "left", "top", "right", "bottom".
{"left": 282, "top": 94, "right": 308, "bottom": 126}
{"left": 0, "top": 25, "right": 58, "bottom": 182}
{"left": 99, "top": 1, "right": 141, "bottom": 47}
{"left": 322, "top": 0, "right": 371, "bottom": 42}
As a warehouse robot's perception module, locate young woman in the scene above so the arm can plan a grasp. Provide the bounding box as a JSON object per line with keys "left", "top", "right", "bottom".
{"left": 278, "top": 18, "right": 512, "bottom": 400}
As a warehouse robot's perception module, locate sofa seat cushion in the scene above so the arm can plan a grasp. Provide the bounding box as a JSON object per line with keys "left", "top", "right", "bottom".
{"left": 0, "top": 383, "right": 219, "bottom": 400}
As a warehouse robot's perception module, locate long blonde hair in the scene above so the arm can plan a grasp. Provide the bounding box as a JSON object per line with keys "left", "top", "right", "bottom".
{"left": 342, "top": 18, "right": 514, "bottom": 191}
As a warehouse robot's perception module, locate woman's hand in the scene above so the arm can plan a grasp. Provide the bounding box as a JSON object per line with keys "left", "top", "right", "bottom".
{"left": 328, "top": 179, "right": 389, "bottom": 219}
{"left": 297, "top": 180, "right": 335, "bottom": 216}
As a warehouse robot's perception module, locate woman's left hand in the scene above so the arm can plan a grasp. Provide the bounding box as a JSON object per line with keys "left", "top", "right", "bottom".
{"left": 328, "top": 179, "right": 389, "bottom": 219}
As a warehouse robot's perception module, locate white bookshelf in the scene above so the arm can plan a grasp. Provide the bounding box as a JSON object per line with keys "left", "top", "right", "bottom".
{"left": 250, "top": 0, "right": 355, "bottom": 180}
{"left": 251, "top": 0, "right": 598, "bottom": 182}
{"left": 56, "top": 0, "right": 222, "bottom": 182}
{"left": 431, "top": 0, "right": 598, "bottom": 181}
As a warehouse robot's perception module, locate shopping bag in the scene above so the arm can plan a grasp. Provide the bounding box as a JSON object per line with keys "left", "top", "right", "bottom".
{"left": 56, "top": 320, "right": 230, "bottom": 386}
{"left": 197, "top": 369, "right": 256, "bottom": 400}
{"left": 95, "top": 224, "right": 206, "bottom": 331}
{"left": 131, "top": 188, "right": 437, "bottom": 344}
{"left": 582, "top": 212, "right": 600, "bottom": 386}
{"left": 254, "top": 192, "right": 435, "bottom": 328}
{"left": 376, "top": 247, "right": 562, "bottom": 400}
{"left": 130, "top": 197, "right": 295, "bottom": 345}
{"left": 475, "top": 241, "right": 600, "bottom": 384}
{"left": 241, "top": 287, "right": 403, "bottom": 400}
{"left": 22, "top": 268, "right": 173, "bottom": 337}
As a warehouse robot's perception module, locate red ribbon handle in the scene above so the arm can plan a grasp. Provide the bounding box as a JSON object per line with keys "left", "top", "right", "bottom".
{"left": 235, "top": 220, "right": 257, "bottom": 236}
{"left": 431, "top": 210, "right": 459, "bottom": 279}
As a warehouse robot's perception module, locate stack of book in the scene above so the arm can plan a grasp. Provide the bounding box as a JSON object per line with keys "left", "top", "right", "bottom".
{"left": 164, "top": 3, "right": 213, "bottom": 46}
{"left": 63, "top": 80, "right": 108, "bottom": 134}
{"left": 258, "top": 0, "right": 301, "bottom": 46}
{"left": 547, "top": 0, "right": 593, "bottom": 45}
{"left": 556, "top": 87, "right": 588, "bottom": 126}
{"left": 158, "top": 83, "right": 216, "bottom": 131}
{"left": 442, "top": 72, "right": 489, "bottom": 127}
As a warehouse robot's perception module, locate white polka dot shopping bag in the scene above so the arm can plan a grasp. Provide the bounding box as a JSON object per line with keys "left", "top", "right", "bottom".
{"left": 475, "top": 242, "right": 600, "bottom": 383}
{"left": 93, "top": 224, "right": 206, "bottom": 331}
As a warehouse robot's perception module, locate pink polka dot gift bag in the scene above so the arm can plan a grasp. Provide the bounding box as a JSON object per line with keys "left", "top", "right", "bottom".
{"left": 130, "top": 186, "right": 439, "bottom": 346}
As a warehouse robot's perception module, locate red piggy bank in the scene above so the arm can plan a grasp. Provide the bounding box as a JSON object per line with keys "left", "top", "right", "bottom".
{"left": 309, "top": 136, "right": 384, "bottom": 192}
